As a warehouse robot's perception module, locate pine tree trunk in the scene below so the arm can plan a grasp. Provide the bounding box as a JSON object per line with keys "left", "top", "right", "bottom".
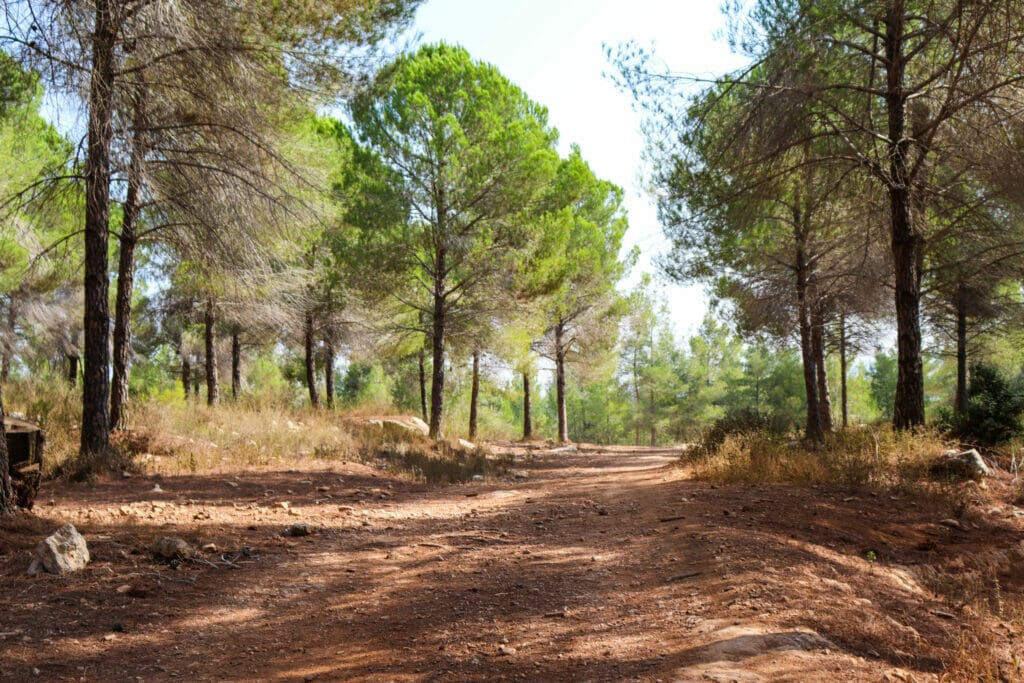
{"left": 204, "top": 299, "right": 219, "bottom": 406}
{"left": 633, "top": 354, "right": 641, "bottom": 447}
{"left": 0, "top": 381, "right": 12, "bottom": 515}
{"left": 886, "top": 4, "right": 926, "bottom": 429}
{"left": 324, "top": 332, "right": 336, "bottom": 409}
{"left": 812, "top": 309, "right": 833, "bottom": 433}
{"left": 955, "top": 293, "right": 968, "bottom": 416}
{"left": 469, "top": 349, "right": 480, "bottom": 440}
{"left": 110, "top": 127, "right": 142, "bottom": 431}
{"left": 304, "top": 311, "right": 320, "bottom": 408}
{"left": 649, "top": 387, "right": 656, "bottom": 447}
{"left": 182, "top": 357, "right": 191, "bottom": 400}
{"left": 418, "top": 346, "right": 428, "bottom": 423}
{"left": 80, "top": 0, "right": 116, "bottom": 460}
{"left": 67, "top": 354, "right": 79, "bottom": 386}
{"left": 231, "top": 327, "right": 241, "bottom": 401}
{"left": 192, "top": 366, "right": 200, "bottom": 398}
{"left": 522, "top": 372, "right": 532, "bottom": 441}
{"left": 839, "top": 310, "right": 848, "bottom": 428}
{"left": 795, "top": 225, "right": 823, "bottom": 443}
{"left": 555, "top": 323, "right": 569, "bottom": 444}
{"left": 428, "top": 249, "right": 447, "bottom": 440}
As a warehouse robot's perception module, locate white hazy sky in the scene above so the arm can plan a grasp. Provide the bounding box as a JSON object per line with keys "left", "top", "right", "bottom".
{"left": 411, "top": 0, "right": 747, "bottom": 336}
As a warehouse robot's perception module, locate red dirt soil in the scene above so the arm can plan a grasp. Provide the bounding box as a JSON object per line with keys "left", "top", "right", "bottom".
{"left": 2, "top": 444, "right": 1023, "bottom": 681}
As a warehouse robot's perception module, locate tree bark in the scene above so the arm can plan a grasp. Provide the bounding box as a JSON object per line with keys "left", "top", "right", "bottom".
{"left": 522, "top": 372, "right": 533, "bottom": 441}
{"left": 110, "top": 116, "right": 143, "bottom": 431}
{"left": 632, "top": 352, "right": 641, "bottom": 447}
{"left": 0, "top": 381, "right": 12, "bottom": 515}
{"left": 418, "top": 346, "right": 428, "bottom": 423}
{"left": 812, "top": 309, "right": 833, "bottom": 433}
{"left": 839, "top": 310, "right": 848, "bottom": 429}
{"left": 885, "top": 3, "right": 926, "bottom": 429}
{"left": 649, "top": 387, "right": 656, "bottom": 447}
{"left": 182, "top": 356, "right": 191, "bottom": 400}
{"left": 324, "top": 331, "right": 336, "bottom": 409}
{"left": 795, "top": 217, "right": 823, "bottom": 443}
{"left": 955, "top": 290, "right": 968, "bottom": 416}
{"left": 67, "top": 354, "right": 79, "bottom": 387}
{"left": 204, "top": 299, "right": 219, "bottom": 406}
{"left": 231, "top": 326, "right": 241, "bottom": 401}
{"left": 555, "top": 322, "right": 569, "bottom": 444}
{"left": 428, "top": 248, "right": 447, "bottom": 440}
{"left": 304, "top": 310, "right": 319, "bottom": 408}
{"left": 469, "top": 349, "right": 480, "bottom": 440}
{"left": 80, "top": 0, "right": 117, "bottom": 459}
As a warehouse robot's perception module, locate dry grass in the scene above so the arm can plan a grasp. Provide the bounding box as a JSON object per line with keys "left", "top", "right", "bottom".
{"left": 689, "top": 426, "right": 950, "bottom": 492}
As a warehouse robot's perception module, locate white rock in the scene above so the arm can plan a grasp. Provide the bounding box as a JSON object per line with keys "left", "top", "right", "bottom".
{"left": 34, "top": 524, "right": 90, "bottom": 575}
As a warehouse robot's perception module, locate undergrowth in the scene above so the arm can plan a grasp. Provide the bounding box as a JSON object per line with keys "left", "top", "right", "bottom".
{"left": 689, "top": 426, "right": 948, "bottom": 492}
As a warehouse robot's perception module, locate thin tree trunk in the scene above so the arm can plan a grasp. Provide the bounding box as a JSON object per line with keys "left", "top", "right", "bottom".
{"left": 67, "top": 354, "right": 79, "bottom": 387}
{"left": 80, "top": 0, "right": 116, "bottom": 460}
{"left": 204, "top": 299, "right": 219, "bottom": 406}
{"left": 469, "top": 349, "right": 480, "bottom": 440}
{"left": 0, "top": 381, "right": 12, "bottom": 514}
{"left": 812, "top": 309, "right": 833, "bottom": 433}
{"left": 649, "top": 387, "right": 656, "bottom": 447}
{"left": 324, "top": 332, "right": 335, "bottom": 409}
{"left": 955, "top": 291, "right": 968, "bottom": 416}
{"left": 182, "top": 356, "right": 191, "bottom": 400}
{"left": 522, "top": 373, "right": 533, "bottom": 441}
{"left": 795, "top": 220, "right": 823, "bottom": 443}
{"left": 304, "top": 310, "right": 319, "bottom": 408}
{"left": 633, "top": 353, "right": 641, "bottom": 447}
{"left": 839, "top": 310, "right": 848, "bottom": 429}
{"left": 428, "top": 248, "right": 447, "bottom": 440}
{"left": 885, "top": 3, "right": 926, "bottom": 429}
{"left": 555, "top": 323, "right": 569, "bottom": 444}
{"left": 231, "top": 327, "right": 241, "bottom": 401}
{"left": 192, "top": 365, "right": 200, "bottom": 398}
{"left": 110, "top": 114, "right": 143, "bottom": 431}
{"left": 418, "top": 346, "right": 428, "bottom": 423}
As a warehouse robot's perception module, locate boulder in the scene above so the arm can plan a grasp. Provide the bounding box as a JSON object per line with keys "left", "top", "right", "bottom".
{"left": 931, "top": 449, "right": 990, "bottom": 482}
{"left": 34, "top": 523, "right": 89, "bottom": 575}
{"left": 382, "top": 417, "right": 429, "bottom": 437}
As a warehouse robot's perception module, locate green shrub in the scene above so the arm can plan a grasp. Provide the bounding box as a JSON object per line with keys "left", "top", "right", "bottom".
{"left": 948, "top": 363, "right": 1024, "bottom": 446}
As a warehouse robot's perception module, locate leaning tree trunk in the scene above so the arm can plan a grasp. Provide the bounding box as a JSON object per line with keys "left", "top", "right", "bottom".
{"left": 231, "top": 327, "right": 241, "bottom": 401}
{"left": 0, "top": 381, "right": 13, "bottom": 514}
{"left": 812, "top": 309, "right": 833, "bottom": 433}
{"left": 955, "top": 291, "right": 968, "bottom": 416}
{"left": 304, "top": 311, "right": 320, "bottom": 408}
{"left": 555, "top": 323, "right": 569, "bottom": 444}
{"left": 522, "top": 372, "right": 533, "bottom": 441}
{"left": 795, "top": 227, "right": 823, "bottom": 443}
{"left": 839, "top": 310, "right": 849, "bottom": 429}
{"left": 885, "top": 5, "right": 926, "bottom": 429}
{"left": 418, "top": 346, "right": 428, "bottom": 423}
{"left": 204, "top": 299, "right": 219, "bottom": 406}
{"left": 110, "top": 119, "right": 143, "bottom": 431}
{"left": 428, "top": 248, "right": 447, "bottom": 440}
{"left": 469, "top": 349, "right": 480, "bottom": 440}
{"left": 80, "top": 0, "right": 116, "bottom": 461}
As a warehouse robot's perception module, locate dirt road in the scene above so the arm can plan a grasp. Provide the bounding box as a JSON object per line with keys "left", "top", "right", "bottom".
{"left": 2, "top": 444, "right": 1021, "bottom": 681}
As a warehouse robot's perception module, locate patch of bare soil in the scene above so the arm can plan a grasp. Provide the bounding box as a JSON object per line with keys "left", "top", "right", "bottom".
{"left": 2, "top": 444, "right": 1023, "bottom": 681}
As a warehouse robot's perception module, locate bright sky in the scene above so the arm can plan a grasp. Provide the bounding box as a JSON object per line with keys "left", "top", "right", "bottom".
{"left": 411, "top": 0, "right": 747, "bottom": 337}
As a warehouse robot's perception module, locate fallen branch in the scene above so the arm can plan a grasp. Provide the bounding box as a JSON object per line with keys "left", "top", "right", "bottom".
{"left": 659, "top": 515, "right": 686, "bottom": 523}
{"left": 667, "top": 571, "right": 702, "bottom": 582}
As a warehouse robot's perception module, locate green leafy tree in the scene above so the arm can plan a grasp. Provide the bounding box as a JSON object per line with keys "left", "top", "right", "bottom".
{"left": 351, "top": 43, "right": 559, "bottom": 439}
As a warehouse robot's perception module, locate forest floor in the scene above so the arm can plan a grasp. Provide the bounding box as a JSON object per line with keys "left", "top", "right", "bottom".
{"left": 2, "top": 441, "right": 1024, "bottom": 681}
